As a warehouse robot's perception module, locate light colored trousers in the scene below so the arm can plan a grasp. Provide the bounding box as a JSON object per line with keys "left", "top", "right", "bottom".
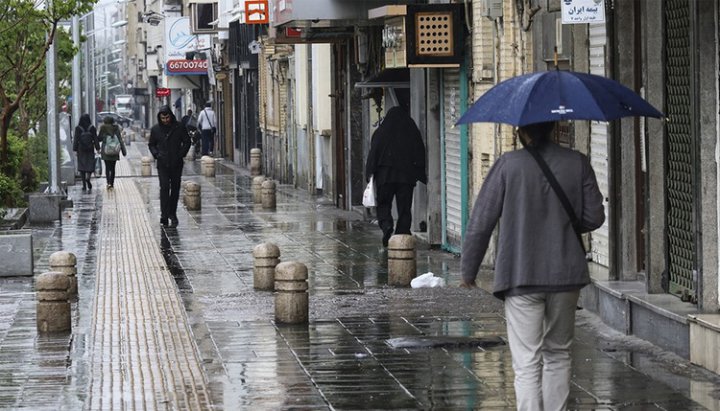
{"left": 504, "top": 290, "right": 580, "bottom": 411}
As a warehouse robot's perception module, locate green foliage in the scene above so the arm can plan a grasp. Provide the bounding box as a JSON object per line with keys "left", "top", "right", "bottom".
{"left": 0, "top": 0, "right": 94, "bottom": 207}
{"left": 0, "top": 172, "right": 24, "bottom": 208}
{"left": 0, "top": 133, "right": 26, "bottom": 206}
{"left": 27, "top": 132, "right": 49, "bottom": 184}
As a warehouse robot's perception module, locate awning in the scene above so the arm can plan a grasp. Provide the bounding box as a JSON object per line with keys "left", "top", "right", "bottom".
{"left": 355, "top": 68, "right": 410, "bottom": 88}
{"left": 166, "top": 75, "right": 201, "bottom": 90}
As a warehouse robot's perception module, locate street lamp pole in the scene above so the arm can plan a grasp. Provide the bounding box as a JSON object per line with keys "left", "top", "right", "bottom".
{"left": 72, "top": 15, "right": 81, "bottom": 127}
{"left": 46, "top": 30, "right": 60, "bottom": 194}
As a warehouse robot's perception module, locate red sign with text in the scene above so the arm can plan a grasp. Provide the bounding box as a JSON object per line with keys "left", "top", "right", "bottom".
{"left": 155, "top": 87, "right": 171, "bottom": 97}
{"left": 165, "top": 59, "right": 209, "bottom": 75}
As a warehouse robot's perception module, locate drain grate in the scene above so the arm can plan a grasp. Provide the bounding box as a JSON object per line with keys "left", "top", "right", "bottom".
{"left": 386, "top": 336, "right": 506, "bottom": 350}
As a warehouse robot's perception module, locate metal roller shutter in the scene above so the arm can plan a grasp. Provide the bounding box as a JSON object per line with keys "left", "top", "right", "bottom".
{"left": 588, "top": 22, "right": 610, "bottom": 267}
{"left": 665, "top": 0, "right": 697, "bottom": 300}
{"left": 442, "top": 68, "right": 463, "bottom": 250}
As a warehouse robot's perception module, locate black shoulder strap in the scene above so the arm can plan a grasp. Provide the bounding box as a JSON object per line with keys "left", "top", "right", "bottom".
{"left": 525, "top": 145, "right": 586, "bottom": 253}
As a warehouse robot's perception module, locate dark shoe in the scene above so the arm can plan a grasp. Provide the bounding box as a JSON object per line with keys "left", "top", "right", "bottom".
{"left": 87, "top": 181, "right": 92, "bottom": 190}
{"left": 160, "top": 218, "right": 169, "bottom": 227}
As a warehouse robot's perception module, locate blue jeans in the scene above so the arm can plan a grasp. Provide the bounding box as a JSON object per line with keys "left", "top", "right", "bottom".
{"left": 201, "top": 129, "right": 214, "bottom": 155}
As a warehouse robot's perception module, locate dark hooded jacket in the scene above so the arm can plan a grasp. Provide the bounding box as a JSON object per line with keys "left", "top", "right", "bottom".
{"left": 148, "top": 105, "right": 191, "bottom": 168}
{"left": 365, "top": 106, "right": 427, "bottom": 186}
{"left": 73, "top": 113, "right": 99, "bottom": 172}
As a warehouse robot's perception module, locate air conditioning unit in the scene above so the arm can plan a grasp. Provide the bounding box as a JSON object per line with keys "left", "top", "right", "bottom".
{"left": 480, "top": 0, "right": 503, "bottom": 19}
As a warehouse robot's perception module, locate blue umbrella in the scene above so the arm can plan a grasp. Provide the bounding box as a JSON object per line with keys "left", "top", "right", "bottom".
{"left": 455, "top": 70, "right": 664, "bottom": 126}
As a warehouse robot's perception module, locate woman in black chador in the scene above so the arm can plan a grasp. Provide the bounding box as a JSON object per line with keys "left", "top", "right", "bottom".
{"left": 365, "top": 103, "right": 427, "bottom": 247}
{"left": 73, "top": 113, "right": 100, "bottom": 191}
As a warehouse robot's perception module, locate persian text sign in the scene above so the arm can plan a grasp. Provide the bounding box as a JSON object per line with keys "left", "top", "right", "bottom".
{"left": 245, "top": 0, "right": 269, "bottom": 24}
{"left": 156, "top": 87, "right": 171, "bottom": 97}
{"left": 166, "top": 59, "right": 209, "bottom": 75}
{"left": 561, "top": 0, "right": 605, "bottom": 24}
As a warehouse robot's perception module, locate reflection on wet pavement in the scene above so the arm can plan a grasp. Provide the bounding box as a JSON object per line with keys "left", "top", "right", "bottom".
{"left": 0, "top": 142, "right": 718, "bottom": 410}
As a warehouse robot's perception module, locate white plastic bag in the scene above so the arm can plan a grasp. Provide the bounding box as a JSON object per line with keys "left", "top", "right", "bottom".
{"left": 411, "top": 272, "right": 446, "bottom": 288}
{"left": 362, "top": 176, "right": 376, "bottom": 207}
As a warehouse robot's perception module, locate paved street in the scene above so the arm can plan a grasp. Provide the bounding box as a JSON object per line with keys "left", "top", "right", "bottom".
{"left": 0, "top": 139, "right": 719, "bottom": 410}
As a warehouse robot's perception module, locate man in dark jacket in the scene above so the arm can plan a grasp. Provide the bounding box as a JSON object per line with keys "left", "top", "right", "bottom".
{"left": 365, "top": 103, "right": 427, "bottom": 247}
{"left": 148, "top": 105, "right": 191, "bottom": 227}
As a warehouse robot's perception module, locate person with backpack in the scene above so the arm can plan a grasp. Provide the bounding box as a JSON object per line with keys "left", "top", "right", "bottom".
{"left": 72, "top": 113, "right": 100, "bottom": 191}
{"left": 98, "top": 116, "right": 127, "bottom": 189}
{"left": 148, "top": 105, "right": 191, "bottom": 227}
{"left": 197, "top": 102, "right": 216, "bottom": 156}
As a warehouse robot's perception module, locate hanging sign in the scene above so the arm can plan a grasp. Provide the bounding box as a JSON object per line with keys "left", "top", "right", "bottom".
{"left": 155, "top": 87, "right": 171, "bottom": 97}
{"left": 166, "top": 59, "right": 209, "bottom": 75}
{"left": 245, "top": 0, "right": 269, "bottom": 24}
{"left": 561, "top": 0, "right": 605, "bottom": 24}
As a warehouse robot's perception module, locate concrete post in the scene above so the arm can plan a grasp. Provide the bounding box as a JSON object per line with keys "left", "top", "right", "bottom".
{"left": 387, "top": 235, "right": 416, "bottom": 286}
{"left": 36, "top": 272, "right": 71, "bottom": 333}
{"left": 274, "top": 261, "right": 308, "bottom": 324}
{"left": 49, "top": 251, "right": 77, "bottom": 299}
{"left": 141, "top": 156, "right": 152, "bottom": 176}
{"left": 184, "top": 182, "right": 201, "bottom": 211}
{"left": 261, "top": 180, "right": 276, "bottom": 209}
{"left": 201, "top": 156, "right": 216, "bottom": 177}
{"left": 253, "top": 243, "right": 280, "bottom": 290}
{"left": 252, "top": 176, "right": 265, "bottom": 204}
{"left": 250, "top": 148, "right": 262, "bottom": 176}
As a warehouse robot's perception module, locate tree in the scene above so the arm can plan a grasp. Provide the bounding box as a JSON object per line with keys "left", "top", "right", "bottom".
{"left": 0, "top": 0, "right": 94, "bottom": 175}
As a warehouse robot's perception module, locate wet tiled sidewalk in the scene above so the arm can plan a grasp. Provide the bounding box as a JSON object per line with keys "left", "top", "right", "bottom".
{"left": 0, "top": 140, "right": 719, "bottom": 410}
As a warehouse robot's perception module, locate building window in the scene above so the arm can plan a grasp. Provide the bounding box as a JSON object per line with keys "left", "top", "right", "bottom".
{"left": 192, "top": 3, "right": 218, "bottom": 33}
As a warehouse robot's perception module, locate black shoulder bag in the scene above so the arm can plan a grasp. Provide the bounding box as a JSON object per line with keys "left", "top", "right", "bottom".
{"left": 525, "top": 145, "right": 586, "bottom": 253}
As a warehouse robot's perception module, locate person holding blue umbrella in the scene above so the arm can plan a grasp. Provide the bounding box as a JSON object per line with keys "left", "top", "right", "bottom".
{"left": 458, "top": 70, "right": 662, "bottom": 411}
{"left": 461, "top": 121, "right": 605, "bottom": 411}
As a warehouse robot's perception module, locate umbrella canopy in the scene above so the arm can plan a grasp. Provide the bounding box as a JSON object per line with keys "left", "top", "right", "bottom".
{"left": 456, "top": 70, "right": 664, "bottom": 127}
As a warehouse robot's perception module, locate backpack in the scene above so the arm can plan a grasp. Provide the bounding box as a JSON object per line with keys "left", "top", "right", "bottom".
{"left": 103, "top": 132, "right": 121, "bottom": 156}
{"left": 79, "top": 126, "right": 94, "bottom": 152}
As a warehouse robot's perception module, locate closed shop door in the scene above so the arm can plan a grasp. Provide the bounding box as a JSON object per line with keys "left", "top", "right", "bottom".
{"left": 665, "top": 0, "right": 698, "bottom": 300}
{"left": 588, "top": 22, "right": 610, "bottom": 267}
{"left": 442, "top": 68, "right": 465, "bottom": 252}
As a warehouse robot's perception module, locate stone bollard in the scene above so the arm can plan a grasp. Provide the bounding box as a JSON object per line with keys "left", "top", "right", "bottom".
{"left": 253, "top": 243, "right": 280, "bottom": 290}
{"left": 141, "top": 156, "right": 152, "bottom": 176}
{"left": 184, "top": 182, "right": 201, "bottom": 211}
{"left": 274, "top": 261, "right": 308, "bottom": 324}
{"left": 252, "top": 176, "right": 266, "bottom": 204}
{"left": 36, "top": 272, "right": 71, "bottom": 333}
{"left": 49, "top": 251, "right": 77, "bottom": 299}
{"left": 261, "top": 180, "right": 276, "bottom": 209}
{"left": 250, "top": 148, "right": 262, "bottom": 176}
{"left": 387, "top": 235, "right": 416, "bottom": 286}
{"left": 201, "top": 156, "right": 216, "bottom": 178}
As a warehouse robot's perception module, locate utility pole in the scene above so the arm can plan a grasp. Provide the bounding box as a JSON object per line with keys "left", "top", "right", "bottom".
{"left": 46, "top": 30, "right": 61, "bottom": 194}
{"left": 72, "top": 15, "right": 81, "bottom": 127}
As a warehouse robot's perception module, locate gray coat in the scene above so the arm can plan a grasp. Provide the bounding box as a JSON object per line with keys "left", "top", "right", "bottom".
{"left": 461, "top": 142, "right": 605, "bottom": 299}
{"left": 98, "top": 124, "right": 127, "bottom": 161}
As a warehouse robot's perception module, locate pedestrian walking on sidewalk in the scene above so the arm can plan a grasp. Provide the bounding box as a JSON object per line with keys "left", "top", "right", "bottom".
{"left": 460, "top": 121, "right": 605, "bottom": 411}
{"left": 364, "top": 100, "right": 427, "bottom": 247}
{"left": 148, "top": 105, "right": 191, "bottom": 227}
{"left": 73, "top": 113, "right": 100, "bottom": 191}
{"left": 98, "top": 116, "right": 126, "bottom": 190}
{"left": 197, "top": 102, "right": 216, "bottom": 156}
